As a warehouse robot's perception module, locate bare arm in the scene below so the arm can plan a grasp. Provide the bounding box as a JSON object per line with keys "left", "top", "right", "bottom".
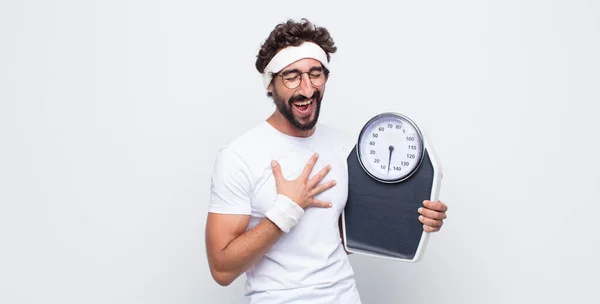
{"left": 205, "top": 153, "right": 336, "bottom": 286}
{"left": 205, "top": 213, "right": 284, "bottom": 286}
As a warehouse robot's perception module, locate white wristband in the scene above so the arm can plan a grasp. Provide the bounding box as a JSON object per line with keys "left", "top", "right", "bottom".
{"left": 265, "top": 194, "right": 305, "bottom": 233}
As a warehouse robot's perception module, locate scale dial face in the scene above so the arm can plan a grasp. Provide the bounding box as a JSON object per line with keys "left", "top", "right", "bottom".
{"left": 357, "top": 113, "right": 425, "bottom": 183}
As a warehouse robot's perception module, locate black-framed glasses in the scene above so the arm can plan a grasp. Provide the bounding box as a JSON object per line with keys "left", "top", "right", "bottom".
{"left": 273, "top": 67, "right": 330, "bottom": 89}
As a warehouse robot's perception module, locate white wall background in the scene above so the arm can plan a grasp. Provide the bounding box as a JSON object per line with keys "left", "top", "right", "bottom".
{"left": 1, "top": 0, "right": 599, "bottom": 303}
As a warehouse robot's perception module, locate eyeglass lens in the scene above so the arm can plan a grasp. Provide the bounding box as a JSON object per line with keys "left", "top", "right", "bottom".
{"left": 282, "top": 70, "right": 327, "bottom": 89}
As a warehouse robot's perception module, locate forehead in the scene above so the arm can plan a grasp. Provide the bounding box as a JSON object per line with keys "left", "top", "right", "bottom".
{"left": 280, "top": 58, "right": 323, "bottom": 72}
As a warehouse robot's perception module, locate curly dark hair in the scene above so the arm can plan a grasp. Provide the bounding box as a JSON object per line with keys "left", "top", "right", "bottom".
{"left": 255, "top": 18, "right": 337, "bottom": 74}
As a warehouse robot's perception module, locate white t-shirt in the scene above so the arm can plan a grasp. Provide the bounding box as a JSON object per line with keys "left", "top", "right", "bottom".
{"left": 209, "top": 120, "right": 362, "bottom": 304}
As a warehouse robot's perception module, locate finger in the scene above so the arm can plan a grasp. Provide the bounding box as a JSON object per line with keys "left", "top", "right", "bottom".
{"left": 300, "top": 153, "right": 319, "bottom": 181}
{"left": 423, "top": 225, "right": 440, "bottom": 233}
{"left": 308, "top": 198, "right": 332, "bottom": 208}
{"left": 307, "top": 164, "right": 331, "bottom": 188}
{"left": 418, "top": 207, "right": 446, "bottom": 220}
{"left": 308, "top": 180, "right": 336, "bottom": 197}
{"left": 419, "top": 215, "right": 443, "bottom": 228}
{"left": 423, "top": 200, "right": 448, "bottom": 213}
{"left": 270, "top": 160, "right": 284, "bottom": 183}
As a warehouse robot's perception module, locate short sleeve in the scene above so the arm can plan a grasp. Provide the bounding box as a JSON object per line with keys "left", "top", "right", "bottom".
{"left": 208, "top": 147, "right": 253, "bottom": 215}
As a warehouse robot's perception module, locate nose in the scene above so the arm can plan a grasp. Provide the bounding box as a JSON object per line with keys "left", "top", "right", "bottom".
{"left": 296, "top": 72, "right": 316, "bottom": 98}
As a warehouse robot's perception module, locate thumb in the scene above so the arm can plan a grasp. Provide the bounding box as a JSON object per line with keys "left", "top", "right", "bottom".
{"left": 271, "top": 160, "right": 283, "bottom": 183}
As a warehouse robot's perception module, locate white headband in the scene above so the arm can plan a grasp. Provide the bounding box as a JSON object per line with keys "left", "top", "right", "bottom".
{"left": 261, "top": 41, "right": 330, "bottom": 89}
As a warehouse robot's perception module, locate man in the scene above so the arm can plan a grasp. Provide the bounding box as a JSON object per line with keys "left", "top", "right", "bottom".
{"left": 205, "top": 18, "right": 448, "bottom": 303}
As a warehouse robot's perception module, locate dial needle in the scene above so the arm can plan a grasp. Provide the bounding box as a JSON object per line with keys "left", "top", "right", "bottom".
{"left": 387, "top": 145, "right": 394, "bottom": 174}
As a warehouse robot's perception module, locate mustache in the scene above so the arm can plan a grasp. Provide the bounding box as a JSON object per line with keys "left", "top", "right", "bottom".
{"left": 290, "top": 91, "right": 320, "bottom": 103}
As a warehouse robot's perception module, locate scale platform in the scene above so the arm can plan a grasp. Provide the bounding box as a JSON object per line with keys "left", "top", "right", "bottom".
{"left": 342, "top": 137, "right": 442, "bottom": 262}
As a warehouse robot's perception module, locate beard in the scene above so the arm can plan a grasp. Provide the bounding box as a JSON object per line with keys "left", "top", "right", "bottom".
{"left": 272, "top": 89, "right": 322, "bottom": 131}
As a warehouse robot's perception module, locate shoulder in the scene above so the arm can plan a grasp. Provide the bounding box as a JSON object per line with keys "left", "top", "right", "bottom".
{"left": 209, "top": 124, "right": 268, "bottom": 214}
{"left": 219, "top": 121, "right": 272, "bottom": 158}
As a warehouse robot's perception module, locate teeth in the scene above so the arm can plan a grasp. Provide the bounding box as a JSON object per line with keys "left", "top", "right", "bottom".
{"left": 293, "top": 99, "right": 312, "bottom": 106}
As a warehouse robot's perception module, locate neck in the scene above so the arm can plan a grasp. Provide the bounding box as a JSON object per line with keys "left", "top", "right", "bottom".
{"left": 266, "top": 111, "right": 315, "bottom": 138}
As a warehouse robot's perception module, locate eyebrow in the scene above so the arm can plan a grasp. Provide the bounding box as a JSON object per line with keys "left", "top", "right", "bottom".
{"left": 281, "top": 66, "right": 324, "bottom": 76}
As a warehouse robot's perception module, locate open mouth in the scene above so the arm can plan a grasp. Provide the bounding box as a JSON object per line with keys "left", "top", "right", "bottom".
{"left": 292, "top": 99, "right": 313, "bottom": 114}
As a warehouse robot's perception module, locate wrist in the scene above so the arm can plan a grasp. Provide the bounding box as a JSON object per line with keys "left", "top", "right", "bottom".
{"left": 265, "top": 194, "right": 304, "bottom": 233}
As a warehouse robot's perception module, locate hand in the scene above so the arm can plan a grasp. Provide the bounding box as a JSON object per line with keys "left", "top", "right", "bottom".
{"left": 270, "top": 153, "right": 336, "bottom": 210}
{"left": 418, "top": 200, "right": 448, "bottom": 232}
